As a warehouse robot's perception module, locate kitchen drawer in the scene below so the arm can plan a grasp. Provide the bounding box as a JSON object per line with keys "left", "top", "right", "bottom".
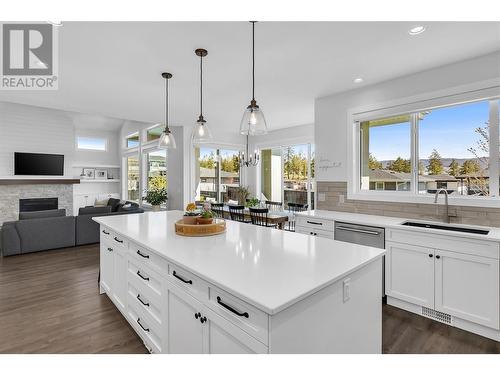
{"left": 295, "top": 216, "right": 334, "bottom": 232}
{"left": 387, "top": 228, "right": 500, "bottom": 259}
{"left": 168, "top": 263, "right": 209, "bottom": 302}
{"left": 128, "top": 278, "right": 164, "bottom": 327}
{"left": 101, "top": 228, "right": 128, "bottom": 250}
{"left": 295, "top": 226, "right": 334, "bottom": 239}
{"left": 129, "top": 242, "right": 168, "bottom": 276}
{"left": 128, "top": 301, "right": 163, "bottom": 353}
{"left": 128, "top": 259, "right": 163, "bottom": 299}
{"left": 208, "top": 286, "right": 269, "bottom": 345}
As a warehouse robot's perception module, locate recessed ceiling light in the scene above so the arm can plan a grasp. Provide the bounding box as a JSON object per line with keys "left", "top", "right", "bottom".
{"left": 408, "top": 25, "right": 426, "bottom": 35}
{"left": 353, "top": 78, "right": 364, "bottom": 84}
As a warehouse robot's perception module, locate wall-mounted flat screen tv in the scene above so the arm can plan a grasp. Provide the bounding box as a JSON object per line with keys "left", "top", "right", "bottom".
{"left": 14, "top": 152, "right": 64, "bottom": 176}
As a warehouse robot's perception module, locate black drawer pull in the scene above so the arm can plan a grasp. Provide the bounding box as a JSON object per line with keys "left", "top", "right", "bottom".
{"left": 216, "top": 296, "right": 249, "bottom": 318}
{"left": 137, "top": 294, "right": 149, "bottom": 307}
{"left": 137, "top": 318, "right": 150, "bottom": 332}
{"left": 173, "top": 271, "right": 192, "bottom": 284}
{"left": 107, "top": 247, "right": 113, "bottom": 252}
{"left": 436, "top": 255, "right": 441, "bottom": 259}
{"left": 137, "top": 250, "right": 150, "bottom": 259}
{"left": 307, "top": 220, "right": 323, "bottom": 226}
{"left": 200, "top": 316, "right": 207, "bottom": 324}
{"left": 137, "top": 270, "right": 149, "bottom": 281}
{"left": 429, "top": 254, "right": 433, "bottom": 258}
{"left": 102, "top": 230, "right": 109, "bottom": 235}
{"left": 114, "top": 237, "right": 123, "bottom": 243}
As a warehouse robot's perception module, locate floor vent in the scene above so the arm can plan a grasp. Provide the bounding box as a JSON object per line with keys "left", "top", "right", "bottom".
{"left": 421, "top": 307, "right": 452, "bottom": 325}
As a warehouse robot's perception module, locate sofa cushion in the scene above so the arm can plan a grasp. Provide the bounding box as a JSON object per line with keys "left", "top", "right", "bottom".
{"left": 107, "top": 197, "right": 121, "bottom": 212}
{"left": 19, "top": 209, "right": 66, "bottom": 220}
{"left": 16, "top": 216, "right": 76, "bottom": 253}
{"left": 78, "top": 206, "right": 112, "bottom": 215}
{"left": 94, "top": 198, "right": 109, "bottom": 207}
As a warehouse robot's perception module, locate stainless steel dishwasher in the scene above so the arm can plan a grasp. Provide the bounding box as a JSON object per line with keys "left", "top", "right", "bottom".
{"left": 334, "top": 221, "right": 386, "bottom": 298}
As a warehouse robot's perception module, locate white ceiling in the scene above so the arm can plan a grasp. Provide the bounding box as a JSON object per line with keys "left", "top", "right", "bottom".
{"left": 1, "top": 21, "right": 499, "bottom": 134}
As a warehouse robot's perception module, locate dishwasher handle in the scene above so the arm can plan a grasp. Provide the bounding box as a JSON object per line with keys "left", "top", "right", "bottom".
{"left": 335, "top": 226, "right": 381, "bottom": 236}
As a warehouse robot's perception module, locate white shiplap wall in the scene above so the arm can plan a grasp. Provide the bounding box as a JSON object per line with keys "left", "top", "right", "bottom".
{"left": 0, "top": 102, "right": 75, "bottom": 176}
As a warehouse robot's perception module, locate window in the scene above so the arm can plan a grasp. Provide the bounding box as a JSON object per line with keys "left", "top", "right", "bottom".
{"left": 261, "top": 143, "right": 315, "bottom": 209}
{"left": 145, "top": 149, "right": 167, "bottom": 191}
{"left": 76, "top": 137, "right": 106, "bottom": 151}
{"left": 195, "top": 147, "right": 240, "bottom": 202}
{"left": 360, "top": 115, "right": 411, "bottom": 192}
{"left": 126, "top": 133, "right": 139, "bottom": 148}
{"left": 146, "top": 125, "right": 164, "bottom": 142}
{"left": 126, "top": 155, "right": 139, "bottom": 202}
{"left": 357, "top": 98, "right": 500, "bottom": 199}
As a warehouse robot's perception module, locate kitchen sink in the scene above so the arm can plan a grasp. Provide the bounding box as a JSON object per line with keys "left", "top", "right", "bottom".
{"left": 401, "top": 221, "right": 490, "bottom": 235}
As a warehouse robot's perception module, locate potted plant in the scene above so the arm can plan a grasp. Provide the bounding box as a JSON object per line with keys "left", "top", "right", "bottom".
{"left": 246, "top": 197, "right": 260, "bottom": 208}
{"left": 183, "top": 203, "right": 200, "bottom": 224}
{"left": 197, "top": 209, "right": 214, "bottom": 225}
{"left": 143, "top": 188, "right": 167, "bottom": 211}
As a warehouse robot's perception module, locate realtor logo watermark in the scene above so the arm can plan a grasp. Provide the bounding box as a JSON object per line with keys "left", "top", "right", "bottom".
{"left": 1, "top": 22, "right": 59, "bottom": 90}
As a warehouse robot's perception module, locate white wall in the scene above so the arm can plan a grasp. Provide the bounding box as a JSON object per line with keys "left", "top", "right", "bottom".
{"left": 315, "top": 51, "right": 500, "bottom": 182}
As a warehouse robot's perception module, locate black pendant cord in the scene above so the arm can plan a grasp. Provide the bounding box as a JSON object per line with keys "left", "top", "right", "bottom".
{"left": 200, "top": 54, "right": 203, "bottom": 118}
{"left": 165, "top": 77, "right": 169, "bottom": 132}
{"left": 251, "top": 21, "right": 255, "bottom": 101}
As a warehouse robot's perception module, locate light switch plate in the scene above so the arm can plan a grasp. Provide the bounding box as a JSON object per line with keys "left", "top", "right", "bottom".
{"left": 343, "top": 278, "right": 351, "bottom": 302}
{"left": 318, "top": 193, "right": 326, "bottom": 202}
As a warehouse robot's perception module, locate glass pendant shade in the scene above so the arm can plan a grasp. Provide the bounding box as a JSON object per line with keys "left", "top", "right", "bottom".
{"left": 159, "top": 127, "right": 176, "bottom": 149}
{"left": 240, "top": 103, "right": 267, "bottom": 135}
{"left": 192, "top": 118, "right": 212, "bottom": 144}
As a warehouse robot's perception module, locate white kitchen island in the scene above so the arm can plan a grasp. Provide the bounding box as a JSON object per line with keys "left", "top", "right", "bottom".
{"left": 94, "top": 210, "right": 385, "bottom": 354}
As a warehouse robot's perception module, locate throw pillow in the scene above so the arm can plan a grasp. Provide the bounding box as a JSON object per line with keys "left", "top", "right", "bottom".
{"left": 107, "top": 197, "right": 121, "bottom": 212}
{"left": 94, "top": 198, "right": 109, "bottom": 207}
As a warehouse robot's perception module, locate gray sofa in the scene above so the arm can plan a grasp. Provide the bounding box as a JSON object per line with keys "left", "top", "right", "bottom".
{"left": 1, "top": 199, "right": 143, "bottom": 256}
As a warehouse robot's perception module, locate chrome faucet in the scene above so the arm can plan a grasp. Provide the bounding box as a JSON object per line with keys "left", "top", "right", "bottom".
{"left": 434, "top": 188, "right": 450, "bottom": 223}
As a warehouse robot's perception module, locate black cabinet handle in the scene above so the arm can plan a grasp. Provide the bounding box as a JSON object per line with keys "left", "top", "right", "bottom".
{"left": 436, "top": 255, "right": 441, "bottom": 259}
{"left": 429, "top": 254, "right": 433, "bottom": 258}
{"left": 137, "top": 318, "right": 150, "bottom": 332}
{"left": 114, "top": 237, "right": 123, "bottom": 243}
{"left": 307, "top": 220, "right": 323, "bottom": 226}
{"left": 173, "top": 271, "right": 192, "bottom": 284}
{"left": 102, "top": 230, "right": 109, "bottom": 235}
{"left": 137, "top": 250, "right": 150, "bottom": 259}
{"left": 194, "top": 312, "right": 200, "bottom": 319}
{"left": 216, "top": 296, "right": 249, "bottom": 318}
{"left": 137, "top": 294, "right": 149, "bottom": 307}
{"left": 137, "top": 270, "right": 149, "bottom": 281}
{"left": 200, "top": 316, "right": 207, "bottom": 324}
{"left": 107, "top": 247, "right": 113, "bottom": 252}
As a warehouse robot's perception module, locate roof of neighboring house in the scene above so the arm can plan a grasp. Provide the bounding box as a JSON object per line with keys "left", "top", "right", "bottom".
{"left": 367, "top": 169, "right": 458, "bottom": 182}
{"left": 199, "top": 167, "right": 239, "bottom": 178}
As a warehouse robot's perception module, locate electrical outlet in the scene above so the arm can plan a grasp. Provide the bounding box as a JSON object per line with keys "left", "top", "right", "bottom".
{"left": 343, "top": 278, "right": 351, "bottom": 302}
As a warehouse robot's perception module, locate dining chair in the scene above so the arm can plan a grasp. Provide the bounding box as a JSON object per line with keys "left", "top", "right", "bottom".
{"left": 249, "top": 207, "right": 276, "bottom": 227}
{"left": 265, "top": 200, "right": 283, "bottom": 211}
{"left": 228, "top": 205, "right": 250, "bottom": 223}
{"left": 286, "top": 203, "right": 309, "bottom": 231}
{"left": 210, "top": 202, "right": 224, "bottom": 218}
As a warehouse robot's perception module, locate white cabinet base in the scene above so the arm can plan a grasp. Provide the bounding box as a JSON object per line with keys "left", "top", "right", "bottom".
{"left": 387, "top": 297, "right": 500, "bottom": 342}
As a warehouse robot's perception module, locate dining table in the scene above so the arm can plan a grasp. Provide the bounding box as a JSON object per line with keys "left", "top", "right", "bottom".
{"left": 220, "top": 206, "right": 290, "bottom": 229}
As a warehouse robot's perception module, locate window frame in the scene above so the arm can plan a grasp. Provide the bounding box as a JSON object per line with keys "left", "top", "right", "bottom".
{"left": 141, "top": 146, "right": 168, "bottom": 208}
{"left": 75, "top": 136, "right": 107, "bottom": 152}
{"left": 347, "top": 86, "right": 500, "bottom": 208}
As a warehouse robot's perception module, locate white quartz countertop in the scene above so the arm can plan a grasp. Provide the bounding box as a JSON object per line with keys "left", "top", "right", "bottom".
{"left": 296, "top": 210, "right": 500, "bottom": 242}
{"left": 94, "top": 211, "right": 385, "bottom": 315}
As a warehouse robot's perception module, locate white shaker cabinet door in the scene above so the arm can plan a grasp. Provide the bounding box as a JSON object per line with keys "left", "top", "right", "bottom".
{"left": 167, "top": 286, "right": 205, "bottom": 354}
{"left": 112, "top": 246, "right": 127, "bottom": 312}
{"left": 385, "top": 241, "right": 435, "bottom": 309}
{"left": 434, "top": 249, "right": 499, "bottom": 329}
{"left": 100, "top": 242, "right": 114, "bottom": 294}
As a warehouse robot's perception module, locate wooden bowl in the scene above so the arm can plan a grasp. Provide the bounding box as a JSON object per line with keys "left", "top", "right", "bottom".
{"left": 183, "top": 215, "right": 200, "bottom": 225}
{"left": 197, "top": 217, "right": 214, "bottom": 225}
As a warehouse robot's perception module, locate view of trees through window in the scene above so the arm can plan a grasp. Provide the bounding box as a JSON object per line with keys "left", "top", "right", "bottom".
{"left": 361, "top": 100, "right": 497, "bottom": 196}
{"left": 196, "top": 147, "right": 240, "bottom": 202}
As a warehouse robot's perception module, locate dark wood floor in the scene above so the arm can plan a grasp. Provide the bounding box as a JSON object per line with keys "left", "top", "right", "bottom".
{"left": 1, "top": 245, "right": 499, "bottom": 354}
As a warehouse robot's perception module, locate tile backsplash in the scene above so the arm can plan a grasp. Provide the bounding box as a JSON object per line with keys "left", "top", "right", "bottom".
{"left": 317, "top": 181, "right": 500, "bottom": 228}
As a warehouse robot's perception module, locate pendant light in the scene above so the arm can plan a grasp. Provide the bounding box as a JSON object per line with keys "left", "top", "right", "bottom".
{"left": 240, "top": 21, "right": 268, "bottom": 136}
{"left": 191, "top": 48, "right": 212, "bottom": 144}
{"left": 158, "top": 72, "right": 176, "bottom": 149}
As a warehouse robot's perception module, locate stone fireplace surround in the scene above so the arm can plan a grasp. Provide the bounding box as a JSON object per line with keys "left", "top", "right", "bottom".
{"left": 0, "top": 183, "right": 74, "bottom": 226}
